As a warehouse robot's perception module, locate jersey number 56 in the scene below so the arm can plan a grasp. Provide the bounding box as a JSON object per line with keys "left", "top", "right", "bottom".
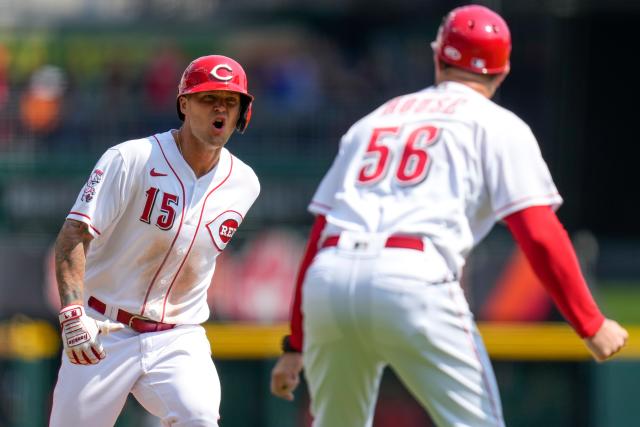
{"left": 357, "top": 125, "right": 440, "bottom": 186}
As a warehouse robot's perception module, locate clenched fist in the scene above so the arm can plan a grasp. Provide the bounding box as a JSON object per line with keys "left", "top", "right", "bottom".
{"left": 584, "top": 318, "right": 629, "bottom": 362}
{"left": 59, "top": 305, "right": 124, "bottom": 365}
{"left": 270, "top": 353, "right": 304, "bottom": 401}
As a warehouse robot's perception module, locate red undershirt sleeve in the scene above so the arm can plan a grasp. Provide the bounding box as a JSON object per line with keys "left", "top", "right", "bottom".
{"left": 289, "top": 215, "right": 327, "bottom": 351}
{"left": 503, "top": 205, "right": 605, "bottom": 338}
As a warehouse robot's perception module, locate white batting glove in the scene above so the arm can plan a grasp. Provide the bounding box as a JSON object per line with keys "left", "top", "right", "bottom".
{"left": 58, "top": 305, "right": 124, "bottom": 365}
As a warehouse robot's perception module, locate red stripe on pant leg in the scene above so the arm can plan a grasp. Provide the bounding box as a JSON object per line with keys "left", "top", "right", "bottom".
{"left": 448, "top": 285, "right": 502, "bottom": 425}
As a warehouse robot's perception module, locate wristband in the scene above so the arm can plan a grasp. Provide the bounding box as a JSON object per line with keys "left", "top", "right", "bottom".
{"left": 281, "top": 335, "right": 301, "bottom": 353}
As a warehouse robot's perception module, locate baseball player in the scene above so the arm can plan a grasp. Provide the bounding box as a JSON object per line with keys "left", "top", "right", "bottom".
{"left": 270, "top": 5, "right": 628, "bottom": 427}
{"left": 49, "top": 55, "right": 260, "bottom": 427}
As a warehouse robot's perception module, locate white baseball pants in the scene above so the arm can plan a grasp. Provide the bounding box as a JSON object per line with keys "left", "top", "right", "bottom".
{"left": 50, "top": 308, "right": 221, "bottom": 427}
{"left": 302, "top": 243, "right": 504, "bottom": 427}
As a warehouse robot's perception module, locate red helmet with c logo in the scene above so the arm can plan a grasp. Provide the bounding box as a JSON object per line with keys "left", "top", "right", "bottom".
{"left": 431, "top": 5, "right": 511, "bottom": 75}
{"left": 176, "top": 55, "right": 254, "bottom": 133}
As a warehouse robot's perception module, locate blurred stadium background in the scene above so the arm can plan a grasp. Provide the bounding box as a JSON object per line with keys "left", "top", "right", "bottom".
{"left": 1, "top": 0, "right": 639, "bottom": 426}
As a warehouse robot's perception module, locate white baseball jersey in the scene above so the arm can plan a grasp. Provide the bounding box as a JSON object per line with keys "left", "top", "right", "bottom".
{"left": 310, "top": 81, "right": 562, "bottom": 276}
{"left": 67, "top": 130, "right": 260, "bottom": 324}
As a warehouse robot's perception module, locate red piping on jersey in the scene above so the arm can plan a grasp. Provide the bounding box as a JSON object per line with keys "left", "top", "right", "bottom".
{"left": 140, "top": 135, "right": 187, "bottom": 316}
{"left": 69, "top": 211, "right": 91, "bottom": 220}
{"left": 494, "top": 192, "right": 560, "bottom": 217}
{"left": 206, "top": 209, "right": 244, "bottom": 252}
{"left": 68, "top": 212, "right": 102, "bottom": 235}
{"left": 160, "top": 153, "right": 234, "bottom": 321}
{"left": 309, "top": 200, "right": 332, "bottom": 211}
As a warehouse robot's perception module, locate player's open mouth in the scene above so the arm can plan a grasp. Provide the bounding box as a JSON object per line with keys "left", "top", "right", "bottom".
{"left": 213, "top": 119, "right": 225, "bottom": 129}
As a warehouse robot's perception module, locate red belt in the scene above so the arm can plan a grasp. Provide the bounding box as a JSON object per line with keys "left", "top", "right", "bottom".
{"left": 321, "top": 235, "right": 424, "bottom": 251}
{"left": 88, "top": 296, "right": 176, "bottom": 334}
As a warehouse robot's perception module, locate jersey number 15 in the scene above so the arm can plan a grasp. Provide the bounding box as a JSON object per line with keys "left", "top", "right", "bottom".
{"left": 139, "top": 187, "right": 179, "bottom": 230}
{"left": 357, "top": 125, "right": 440, "bottom": 186}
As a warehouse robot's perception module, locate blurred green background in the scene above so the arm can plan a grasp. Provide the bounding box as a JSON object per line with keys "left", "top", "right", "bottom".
{"left": 1, "top": 0, "right": 639, "bottom": 426}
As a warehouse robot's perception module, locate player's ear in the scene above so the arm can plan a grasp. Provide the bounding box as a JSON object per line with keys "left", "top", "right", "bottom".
{"left": 495, "top": 65, "right": 510, "bottom": 86}
{"left": 488, "top": 66, "right": 510, "bottom": 97}
{"left": 179, "top": 95, "right": 188, "bottom": 117}
{"left": 433, "top": 55, "right": 444, "bottom": 83}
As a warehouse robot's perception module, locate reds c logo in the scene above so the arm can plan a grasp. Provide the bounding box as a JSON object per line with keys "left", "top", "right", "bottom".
{"left": 210, "top": 64, "right": 233, "bottom": 82}
{"left": 206, "top": 210, "right": 243, "bottom": 251}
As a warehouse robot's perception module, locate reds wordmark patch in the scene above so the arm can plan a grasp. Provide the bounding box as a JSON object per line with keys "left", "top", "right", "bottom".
{"left": 81, "top": 169, "right": 104, "bottom": 202}
{"left": 206, "top": 210, "right": 243, "bottom": 251}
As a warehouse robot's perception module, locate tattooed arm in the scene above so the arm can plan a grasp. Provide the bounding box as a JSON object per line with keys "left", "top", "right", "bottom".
{"left": 55, "top": 219, "right": 94, "bottom": 307}
{"left": 54, "top": 219, "right": 124, "bottom": 365}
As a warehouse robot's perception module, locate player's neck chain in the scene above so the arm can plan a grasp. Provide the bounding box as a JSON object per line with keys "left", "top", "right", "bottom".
{"left": 174, "top": 130, "right": 184, "bottom": 157}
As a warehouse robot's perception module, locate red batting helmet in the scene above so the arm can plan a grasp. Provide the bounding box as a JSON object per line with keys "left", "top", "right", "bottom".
{"left": 431, "top": 5, "right": 511, "bottom": 75}
{"left": 176, "top": 55, "right": 254, "bottom": 133}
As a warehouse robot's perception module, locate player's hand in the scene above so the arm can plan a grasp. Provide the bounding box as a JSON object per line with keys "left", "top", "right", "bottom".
{"left": 584, "top": 318, "right": 629, "bottom": 362}
{"left": 58, "top": 305, "right": 125, "bottom": 365}
{"left": 270, "top": 352, "right": 304, "bottom": 401}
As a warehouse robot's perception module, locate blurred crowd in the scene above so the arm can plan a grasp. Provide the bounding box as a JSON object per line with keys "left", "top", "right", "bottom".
{"left": 0, "top": 28, "right": 432, "bottom": 158}
{"left": 0, "top": 26, "right": 433, "bottom": 323}
{"left": 0, "top": 27, "right": 548, "bottom": 325}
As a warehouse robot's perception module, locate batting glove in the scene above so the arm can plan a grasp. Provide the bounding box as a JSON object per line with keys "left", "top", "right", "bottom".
{"left": 58, "top": 305, "right": 124, "bottom": 365}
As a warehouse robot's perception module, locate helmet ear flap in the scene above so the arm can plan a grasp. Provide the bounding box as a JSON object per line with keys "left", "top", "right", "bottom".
{"left": 235, "top": 96, "right": 253, "bottom": 133}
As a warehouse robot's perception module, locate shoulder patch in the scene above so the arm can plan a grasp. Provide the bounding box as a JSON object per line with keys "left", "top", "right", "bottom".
{"left": 81, "top": 169, "right": 104, "bottom": 202}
